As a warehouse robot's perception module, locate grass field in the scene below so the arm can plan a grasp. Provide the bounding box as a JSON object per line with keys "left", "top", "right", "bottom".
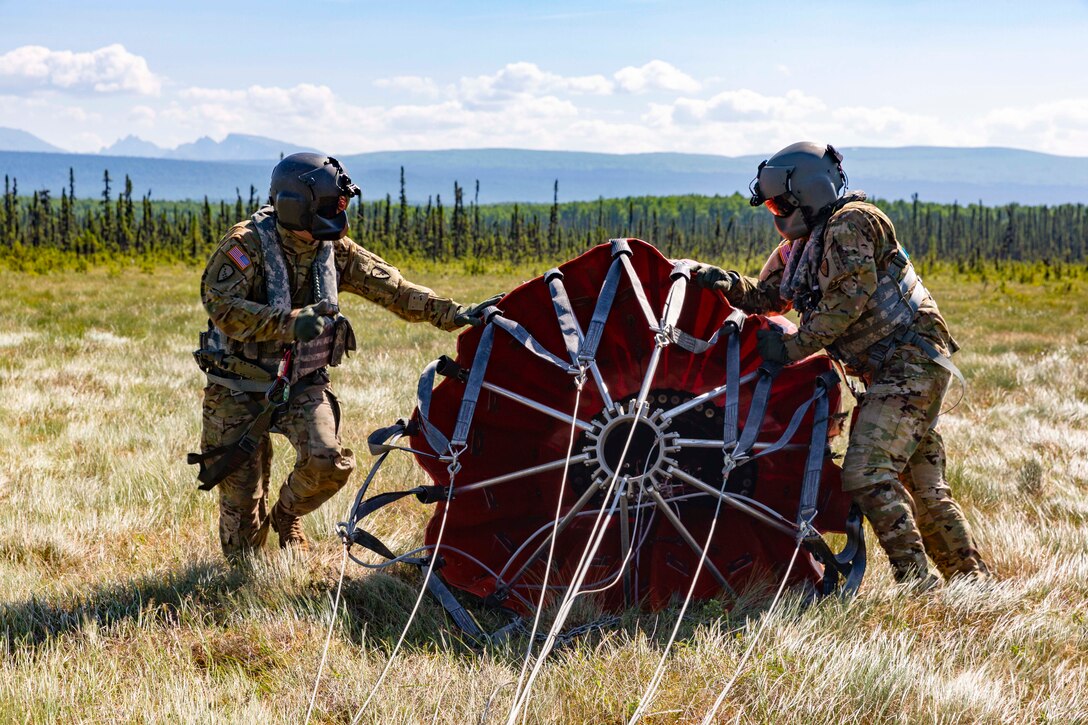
{"left": 1, "top": 259, "right": 1086, "bottom": 723}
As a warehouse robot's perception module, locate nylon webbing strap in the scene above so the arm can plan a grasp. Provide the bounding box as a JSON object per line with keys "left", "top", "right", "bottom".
{"left": 747, "top": 384, "right": 821, "bottom": 464}
{"left": 350, "top": 529, "right": 402, "bottom": 561}
{"left": 452, "top": 323, "right": 497, "bottom": 447}
{"left": 189, "top": 399, "right": 278, "bottom": 490}
{"left": 354, "top": 486, "right": 447, "bottom": 520}
{"left": 661, "top": 261, "right": 691, "bottom": 331}
{"left": 611, "top": 240, "right": 658, "bottom": 330}
{"left": 899, "top": 330, "right": 964, "bottom": 385}
{"left": 366, "top": 419, "right": 435, "bottom": 458}
{"left": 669, "top": 307, "right": 747, "bottom": 355}
{"left": 796, "top": 371, "right": 837, "bottom": 532}
{"left": 424, "top": 570, "right": 485, "bottom": 638}
{"left": 545, "top": 269, "right": 583, "bottom": 365}
{"left": 368, "top": 420, "right": 408, "bottom": 455}
{"left": 204, "top": 373, "right": 270, "bottom": 393}
{"left": 489, "top": 315, "right": 571, "bottom": 372}
{"left": 580, "top": 257, "right": 623, "bottom": 362}
{"left": 731, "top": 361, "right": 781, "bottom": 460}
{"left": 722, "top": 327, "right": 742, "bottom": 448}
{"left": 345, "top": 484, "right": 448, "bottom": 562}
{"left": 416, "top": 359, "right": 452, "bottom": 456}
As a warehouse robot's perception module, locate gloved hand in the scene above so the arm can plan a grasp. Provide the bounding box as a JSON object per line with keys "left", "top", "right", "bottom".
{"left": 454, "top": 293, "right": 504, "bottom": 327}
{"left": 689, "top": 262, "right": 736, "bottom": 293}
{"left": 756, "top": 328, "right": 790, "bottom": 365}
{"left": 293, "top": 300, "right": 339, "bottom": 342}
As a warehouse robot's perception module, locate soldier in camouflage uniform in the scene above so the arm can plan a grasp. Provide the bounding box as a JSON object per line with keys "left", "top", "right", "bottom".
{"left": 191, "top": 153, "right": 497, "bottom": 561}
{"left": 688, "top": 143, "right": 990, "bottom": 585}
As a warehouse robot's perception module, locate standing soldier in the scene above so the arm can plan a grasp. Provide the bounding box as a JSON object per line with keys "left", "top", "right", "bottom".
{"left": 189, "top": 152, "right": 497, "bottom": 562}
{"left": 688, "top": 142, "right": 990, "bottom": 586}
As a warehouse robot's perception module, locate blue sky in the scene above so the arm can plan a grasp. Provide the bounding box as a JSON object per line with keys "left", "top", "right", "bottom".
{"left": 2, "top": 0, "right": 1087, "bottom": 156}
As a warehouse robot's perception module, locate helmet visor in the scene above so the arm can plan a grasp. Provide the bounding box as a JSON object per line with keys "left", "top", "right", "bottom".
{"left": 764, "top": 196, "right": 798, "bottom": 218}
{"left": 315, "top": 195, "right": 348, "bottom": 219}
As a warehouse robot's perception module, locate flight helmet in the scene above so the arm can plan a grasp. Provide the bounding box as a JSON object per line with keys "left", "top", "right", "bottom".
{"left": 269, "top": 152, "right": 361, "bottom": 240}
{"left": 749, "top": 142, "right": 846, "bottom": 240}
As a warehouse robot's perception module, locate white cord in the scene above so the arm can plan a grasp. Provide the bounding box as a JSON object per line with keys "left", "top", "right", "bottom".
{"left": 350, "top": 465, "right": 459, "bottom": 725}
{"left": 626, "top": 486, "right": 727, "bottom": 723}
{"left": 505, "top": 400, "right": 646, "bottom": 724}
{"left": 304, "top": 544, "right": 349, "bottom": 725}
{"left": 699, "top": 543, "right": 802, "bottom": 725}
{"left": 509, "top": 380, "right": 584, "bottom": 710}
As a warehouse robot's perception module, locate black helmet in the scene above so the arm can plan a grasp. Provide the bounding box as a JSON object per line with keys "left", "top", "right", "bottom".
{"left": 749, "top": 142, "right": 846, "bottom": 241}
{"left": 269, "top": 152, "right": 361, "bottom": 240}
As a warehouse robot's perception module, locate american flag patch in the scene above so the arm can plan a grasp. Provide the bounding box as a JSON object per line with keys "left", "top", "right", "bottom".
{"left": 226, "top": 245, "right": 251, "bottom": 270}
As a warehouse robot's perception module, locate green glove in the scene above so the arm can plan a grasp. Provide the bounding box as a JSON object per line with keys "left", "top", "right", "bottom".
{"left": 293, "top": 300, "right": 338, "bottom": 342}
{"left": 756, "top": 328, "right": 790, "bottom": 365}
{"left": 454, "top": 293, "right": 504, "bottom": 327}
{"left": 691, "top": 263, "right": 737, "bottom": 293}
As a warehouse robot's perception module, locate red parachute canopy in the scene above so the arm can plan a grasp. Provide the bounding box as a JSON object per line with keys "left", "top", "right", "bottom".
{"left": 408, "top": 239, "right": 861, "bottom": 614}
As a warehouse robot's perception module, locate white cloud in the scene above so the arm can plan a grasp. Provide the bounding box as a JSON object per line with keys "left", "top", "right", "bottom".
{"left": 10, "top": 54, "right": 1088, "bottom": 158}
{"left": 0, "top": 44, "right": 161, "bottom": 95}
{"left": 977, "top": 99, "right": 1088, "bottom": 153}
{"left": 614, "top": 60, "right": 700, "bottom": 94}
{"left": 458, "top": 62, "right": 613, "bottom": 106}
{"left": 129, "top": 105, "right": 157, "bottom": 124}
{"left": 373, "top": 75, "right": 440, "bottom": 98}
{"left": 672, "top": 89, "right": 826, "bottom": 124}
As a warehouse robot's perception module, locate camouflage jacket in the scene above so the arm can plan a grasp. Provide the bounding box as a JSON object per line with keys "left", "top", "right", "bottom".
{"left": 725, "top": 201, "right": 957, "bottom": 376}
{"left": 200, "top": 219, "right": 462, "bottom": 356}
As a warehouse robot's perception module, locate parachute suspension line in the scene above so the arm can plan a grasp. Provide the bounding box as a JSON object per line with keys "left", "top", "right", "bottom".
{"left": 579, "top": 478, "right": 649, "bottom": 597}
{"left": 626, "top": 482, "right": 729, "bottom": 725}
{"left": 504, "top": 434, "right": 632, "bottom": 725}
{"left": 699, "top": 541, "right": 803, "bottom": 725}
{"left": 626, "top": 323, "right": 744, "bottom": 724}
{"left": 308, "top": 446, "right": 400, "bottom": 724}
{"left": 350, "top": 456, "right": 460, "bottom": 725}
{"left": 352, "top": 324, "right": 500, "bottom": 725}
{"left": 510, "top": 370, "right": 587, "bottom": 710}
{"left": 509, "top": 262, "right": 621, "bottom": 705}
{"left": 304, "top": 543, "right": 349, "bottom": 725}
{"left": 506, "top": 258, "right": 684, "bottom": 724}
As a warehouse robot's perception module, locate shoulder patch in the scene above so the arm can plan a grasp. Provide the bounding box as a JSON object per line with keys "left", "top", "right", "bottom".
{"left": 820, "top": 257, "right": 830, "bottom": 278}
{"left": 370, "top": 266, "right": 391, "bottom": 280}
{"left": 217, "top": 264, "right": 235, "bottom": 282}
{"left": 226, "top": 245, "right": 252, "bottom": 271}
{"left": 777, "top": 241, "right": 792, "bottom": 266}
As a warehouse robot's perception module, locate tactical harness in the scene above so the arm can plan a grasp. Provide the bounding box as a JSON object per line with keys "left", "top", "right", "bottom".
{"left": 790, "top": 203, "right": 964, "bottom": 387}
{"left": 188, "top": 209, "right": 356, "bottom": 490}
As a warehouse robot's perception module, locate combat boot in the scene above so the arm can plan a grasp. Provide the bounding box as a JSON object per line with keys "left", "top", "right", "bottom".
{"left": 889, "top": 554, "right": 941, "bottom": 591}
{"left": 270, "top": 501, "right": 310, "bottom": 551}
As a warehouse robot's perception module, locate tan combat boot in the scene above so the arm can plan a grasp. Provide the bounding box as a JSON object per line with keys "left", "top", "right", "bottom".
{"left": 270, "top": 501, "right": 310, "bottom": 551}
{"left": 889, "top": 555, "right": 941, "bottom": 591}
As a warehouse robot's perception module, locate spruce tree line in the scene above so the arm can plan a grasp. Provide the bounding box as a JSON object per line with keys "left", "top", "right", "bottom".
{"left": 2, "top": 167, "right": 1086, "bottom": 274}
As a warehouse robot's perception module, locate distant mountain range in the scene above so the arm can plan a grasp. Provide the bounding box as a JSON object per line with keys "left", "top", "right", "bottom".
{"left": 97, "top": 133, "right": 317, "bottom": 161}
{"left": 0, "top": 127, "right": 65, "bottom": 154}
{"left": 0, "top": 127, "right": 1085, "bottom": 205}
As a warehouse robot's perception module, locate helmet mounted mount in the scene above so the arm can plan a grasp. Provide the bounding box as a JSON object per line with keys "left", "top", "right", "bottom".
{"left": 269, "top": 152, "right": 361, "bottom": 241}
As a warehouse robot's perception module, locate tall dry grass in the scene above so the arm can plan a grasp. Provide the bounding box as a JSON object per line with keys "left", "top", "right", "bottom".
{"left": 0, "top": 265, "right": 1085, "bottom": 723}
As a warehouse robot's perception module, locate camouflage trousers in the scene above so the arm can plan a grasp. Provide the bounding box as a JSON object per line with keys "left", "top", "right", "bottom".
{"left": 200, "top": 380, "right": 356, "bottom": 560}
{"left": 841, "top": 350, "right": 990, "bottom": 583}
